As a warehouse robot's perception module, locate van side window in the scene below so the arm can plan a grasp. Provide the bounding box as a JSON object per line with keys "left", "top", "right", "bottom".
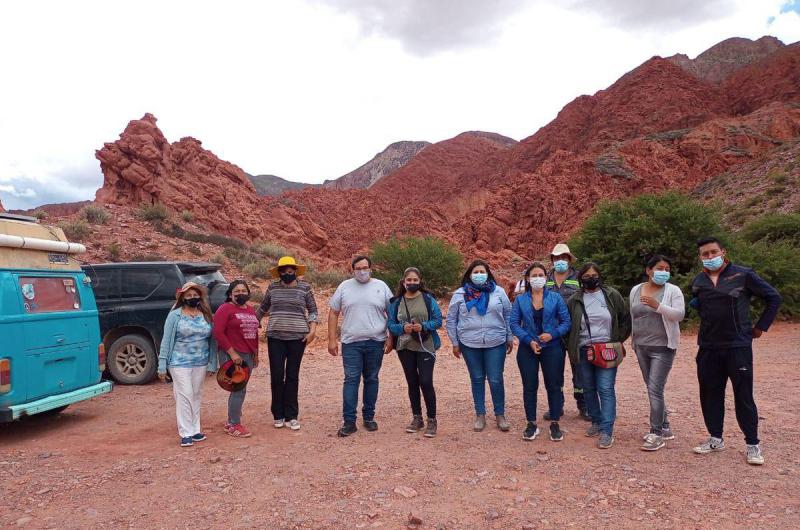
{"left": 19, "top": 276, "right": 82, "bottom": 313}
{"left": 120, "top": 269, "right": 164, "bottom": 300}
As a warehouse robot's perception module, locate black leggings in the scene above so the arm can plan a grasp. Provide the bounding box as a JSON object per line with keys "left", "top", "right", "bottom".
{"left": 267, "top": 338, "right": 306, "bottom": 421}
{"left": 397, "top": 349, "right": 437, "bottom": 419}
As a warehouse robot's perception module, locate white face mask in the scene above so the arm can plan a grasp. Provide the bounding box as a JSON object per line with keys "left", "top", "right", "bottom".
{"left": 529, "top": 277, "right": 547, "bottom": 290}
{"left": 354, "top": 270, "right": 371, "bottom": 283}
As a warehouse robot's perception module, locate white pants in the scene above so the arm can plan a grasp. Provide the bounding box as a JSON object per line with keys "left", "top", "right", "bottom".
{"left": 169, "top": 366, "right": 206, "bottom": 438}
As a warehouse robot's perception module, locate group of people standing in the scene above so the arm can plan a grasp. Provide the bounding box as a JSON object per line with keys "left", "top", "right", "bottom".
{"left": 157, "top": 237, "right": 781, "bottom": 466}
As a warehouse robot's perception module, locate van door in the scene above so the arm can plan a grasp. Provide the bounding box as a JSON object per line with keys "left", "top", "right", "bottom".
{"left": 15, "top": 274, "right": 92, "bottom": 401}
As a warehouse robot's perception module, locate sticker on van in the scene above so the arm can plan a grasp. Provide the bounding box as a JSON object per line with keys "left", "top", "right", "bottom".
{"left": 21, "top": 283, "right": 35, "bottom": 300}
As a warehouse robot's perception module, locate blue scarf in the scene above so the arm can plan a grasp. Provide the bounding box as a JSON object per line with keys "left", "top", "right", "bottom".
{"left": 463, "top": 280, "right": 496, "bottom": 316}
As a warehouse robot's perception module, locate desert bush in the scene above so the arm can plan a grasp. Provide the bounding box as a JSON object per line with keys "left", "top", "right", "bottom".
{"left": 137, "top": 202, "right": 170, "bottom": 222}
{"left": 734, "top": 240, "right": 799, "bottom": 319}
{"left": 82, "top": 205, "right": 109, "bottom": 224}
{"left": 181, "top": 210, "right": 195, "bottom": 222}
{"left": 130, "top": 253, "right": 167, "bottom": 262}
{"left": 242, "top": 261, "right": 272, "bottom": 280}
{"left": 107, "top": 242, "right": 121, "bottom": 261}
{"left": 33, "top": 210, "right": 48, "bottom": 220}
{"left": 370, "top": 237, "right": 463, "bottom": 297}
{"left": 739, "top": 213, "right": 800, "bottom": 247}
{"left": 252, "top": 241, "right": 289, "bottom": 260}
{"left": 59, "top": 220, "right": 91, "bottom": 241}
{"left": 304, "top": 262, "right": 349, "bottom": 288}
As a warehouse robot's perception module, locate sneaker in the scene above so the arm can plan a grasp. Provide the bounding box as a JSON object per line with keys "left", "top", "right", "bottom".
{"left": 226, "top": 423, "right": 252, "bottom": 438}
{"left": 337, "top": 422, "right": 358, "bottom": 437}
{"left": 223, "top": 421, "right": 232, "bottom": 433}
{"left": 549, "top": 422, "right": 564, "bottom": 442}
{"left": 424, "top": 418, "right": 437, "bottom": 438}
{"left": 693, "top": 436, "right": 725, "bottom": 454}
{"left": 522, "top": 422, "right": 540, "bottom": 441}
{"left": 473, "top": 414, "right": 486, "bottom": 432}
{"left": 496, "top": 415, "right": 510, "bottom": 432}
{"left": 598, "top": 433, "right": 614, "bottom": 449}
{"left": 746, "top": 444, "right": 765, "bottom": 465}
{"left": 191, "top": 433, "right": 207, "bottom": 442}
{"left": 585, "top": 423, "right": 601, "bottom": 437}
{"left": 641, "top": 433, "right": 665, "bottom": 451}
{"left": 661, "top": 426, "right": 675, "bottom": 440}
{"left": 406, "top": 415, "right": 424, "bottom": 433}
{"left": 363, "top": 420, "right": 378, "bottom": 432}
{"left": 273, "top": 419, "right": 285, "bottom": 428}
{"left": 180, "top": 437, "right": 194, "bottom": 447}
{"left": 287, "top": 419, "right": 300, "bottom": 431}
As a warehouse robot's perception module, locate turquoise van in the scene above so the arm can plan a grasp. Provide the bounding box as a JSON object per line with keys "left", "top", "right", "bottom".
{"left": 0, "top": 213, "right": 112, "bottom": 421}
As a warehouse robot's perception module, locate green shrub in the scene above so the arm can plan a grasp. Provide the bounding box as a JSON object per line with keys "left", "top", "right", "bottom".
{"left": 734, "top": 240, "right": 800, "bottom": 319}
{"left": 242, "top": 261, "right": 272, "bottom": 279}
{"left": 33, "top": 210, "right": 48, "bottom": 220}
{"left": 769, "top": 171, "right": 788, "bottom": 184}
{"left": 59, "top": 220, "right": 91, "bottom": 241}
{"left": 181, "top": 210, "right": 195, "bottom": 222}
{"left": 252, "top": 241, "right": 289, "bottom": 260}
{"left": 211, "top": 252, "right": 227, "bottom": 265}
{"left": 305, "top": 262, "right": 349, "bottom": 288}
{"left": 81, "top": 205, "right": 109, "bottom": 224}
{"left": 739, "top": 213, "right": 800, "bottom": 246}
{"left": 370, "top": 237, "right": 463, "bottom": 297}
{"left": 107, "top": 242, "right": 121, "bottom": 261}
{"left": 137, "top": 202, "right": 170, "bottom": 222}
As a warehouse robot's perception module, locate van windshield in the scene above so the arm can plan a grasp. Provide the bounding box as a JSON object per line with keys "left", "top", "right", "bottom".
{"left": 20, "top": 276, "right": 82, "bottom": 313}
{"left": 184, "top": 270, "right": 226, "bottom": 287}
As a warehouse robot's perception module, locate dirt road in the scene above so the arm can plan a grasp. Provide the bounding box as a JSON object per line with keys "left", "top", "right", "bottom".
{"left": 2, "top": 324, "right": 799, "bottom": 529}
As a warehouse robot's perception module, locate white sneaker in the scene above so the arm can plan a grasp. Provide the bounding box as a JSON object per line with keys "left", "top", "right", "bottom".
{"left": 693, "top": 436, "right": 725, "bottom": 454}
{"left": 746, "top": 444, "right": 765, "bottom": 465}
{"left": 288, "top": 419, "right": 301, "bottom": 431}
{"left": 273, "top": 419, "right": 285, "bottom": 428}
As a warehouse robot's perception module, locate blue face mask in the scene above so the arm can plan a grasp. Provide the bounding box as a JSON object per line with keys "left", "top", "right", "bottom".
{"left": 553, "top": 260, "right": 569, "bottom": 273}
{"left": 652, "top": 270, "right": 670, "bottom": 285}
{"left": 702, "top": 256, "right": 724, "bottom": 271}
{"left": 471, "top": 272, "right": 488, "bottom": 286}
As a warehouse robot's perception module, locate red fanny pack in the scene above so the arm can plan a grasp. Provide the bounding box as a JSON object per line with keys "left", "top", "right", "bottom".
{"left": 581, "top": 301, "right": 625, "bottom": 369}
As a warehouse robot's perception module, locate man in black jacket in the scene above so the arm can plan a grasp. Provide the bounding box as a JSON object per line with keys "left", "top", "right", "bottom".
{"left": 690, "top": 237, "right": 781, "bottom": 465}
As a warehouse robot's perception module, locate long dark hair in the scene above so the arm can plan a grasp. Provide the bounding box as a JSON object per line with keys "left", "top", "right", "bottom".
{"left": 461, "top": 259, "right": 496, "bottom": 286}
{"left": 225, "top": 279, "right": 251, "bottom": 303}
{"left": 395, "top": 267, "right": 432, "bottom": 297}
{"left": 523, "top": 261, "right": 548, "bottom": 293}
{"left": 577, "top": 262, "right": 602, "bottom": 289}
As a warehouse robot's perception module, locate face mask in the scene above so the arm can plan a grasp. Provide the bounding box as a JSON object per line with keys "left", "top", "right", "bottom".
{"left": 405, "top": 283, "right": 420, "bottom": 293}
{"left": 233, "top": 294, "right": 250, "bottom": 306}
{"left": 530, "top": 277, "right": 547, "bottom": 290}
{"left": 582, "top": 277, "right": 601, "bottom": 290}
{"left": 553, "top": 260, "right": 569, "bottom": 273}
{"left": 652, "top": 271, "right": 670, "bottom": 285}
{"left": 702, "top": 256, "right": 724, "bottom": 271}
{"left": 185, "top": 297, "right": 201, "bottom": 308}
{"left": 471, "top": 272, "right": 488, "bottom": 286}
{"left": 280, "top": 272, "right": 297, "bottom": 284}
{"left": 354, "top": 270, "right": 371, "bottom": 283}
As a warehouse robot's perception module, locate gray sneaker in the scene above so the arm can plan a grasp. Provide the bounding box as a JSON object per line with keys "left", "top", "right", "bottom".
{"left": 406, "top": 415, "right": 424, "bottom": 433}
{"left": 598, "top": 433, "right": 614, "bottom": 449}
{"left": 693, "top": 436, "right": 725, "bottom": 454}
{"left": 661, "top": 426, "right": 675, "bottom": 440}
{"left": 746, "top": 444, "right": 765, "bottom": 465}
{"left": 585, "top": 423, "right": 601, "bottom": 437}
{"left": 423, "top": 418, "right": 437, "bottom": 438}
{"left": 473, "top": 414, "right": 486, "bottom": 432}
{"left": 641, "top": 433, "right": 665, "bottom": 451}
{"left": 496, "top": 415, "right": 510, "bottom": 432}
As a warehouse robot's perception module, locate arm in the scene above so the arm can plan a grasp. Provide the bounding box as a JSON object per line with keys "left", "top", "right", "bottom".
{"left": 422, "top": 297, "right": 443, "bottom": 331}
{"left": 499, "top": 289, "right": 514, "bottom": 343}
{"left": 552, "top": 295, "right": 572, "bottom": 340}
{"left": 655, "top": 285, "right": 686, "bottom": 322}
{"left": 212, "top": 304, "right": 237, "bottom": 359}
{"left": 614, "top": 290, "right": 632, "bottom": 342}
{"left": 746, "top": 269, "right": 782, "bottom": 333}
{"left": 386, "top": 300, "right": 404, "bottom": 338}
{"left": 327, "top": 309, "right": 340, "bottom": 355}
{"left": 304, "top": 286, "right": 319, "bottom": 343}
{"left": 207, "top": 333, "right": 219, "bottom": 372}
{"left": 158, "top": 311, "right": 178, "bottom": 374}
{"left": 445, "top": 294, "right": 461, "bottom": 346}
{"left": 255, "top": 288, "right": 271, "bottom": 321}
{"left": 509, "top": 296, "right": 535, "bottom": 345}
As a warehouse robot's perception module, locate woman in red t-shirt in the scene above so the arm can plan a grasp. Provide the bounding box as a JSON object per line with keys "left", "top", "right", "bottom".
{"left": 213, "top": 280, "right": 260, "bottom": 437}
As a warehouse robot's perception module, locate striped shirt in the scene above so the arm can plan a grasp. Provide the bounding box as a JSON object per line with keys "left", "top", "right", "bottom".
{"left": 256, "top": 280, "right": 318, "bottom": 341}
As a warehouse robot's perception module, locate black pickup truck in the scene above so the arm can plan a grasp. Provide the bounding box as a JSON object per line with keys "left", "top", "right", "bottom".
{"left": 82, "top": 262, "right": 229, "bottom": 384}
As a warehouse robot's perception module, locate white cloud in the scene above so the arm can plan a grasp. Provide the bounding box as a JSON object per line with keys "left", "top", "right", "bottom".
{"left": 0, "top": 185, "right": 37, "bottom": 199}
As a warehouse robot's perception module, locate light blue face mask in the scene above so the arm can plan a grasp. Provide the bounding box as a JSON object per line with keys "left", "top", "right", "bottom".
{"left": 702, "top": 256, "right": 724, "bottom": 271}
{"left": 471, "top": 273, "right": 488, "bottom": 286}
{"left": 553, "top": 260, "right": 569, "bottom": 273}
{"left": 652, "top": 270, "right": 670, "bottom": 285}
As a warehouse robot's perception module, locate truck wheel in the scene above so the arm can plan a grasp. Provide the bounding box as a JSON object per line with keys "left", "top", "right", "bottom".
{"left": 108, "top": 334, "right": 157, "bottom": 385}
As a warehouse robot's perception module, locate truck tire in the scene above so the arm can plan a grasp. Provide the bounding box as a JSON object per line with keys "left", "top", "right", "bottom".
{"left": 107, "top": 334, "right": 157, "bottom": 385}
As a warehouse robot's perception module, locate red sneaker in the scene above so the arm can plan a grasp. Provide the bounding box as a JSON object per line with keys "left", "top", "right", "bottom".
{"left": 227, "top": 423, "right": 252, "bottom": 438}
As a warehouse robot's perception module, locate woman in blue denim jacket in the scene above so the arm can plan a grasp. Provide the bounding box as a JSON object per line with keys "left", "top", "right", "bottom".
{"left": 510, "top": 262, "right": 571, "bottom": 443}
{"left": 446, "top": 259, "right": 514, "bottom": 432}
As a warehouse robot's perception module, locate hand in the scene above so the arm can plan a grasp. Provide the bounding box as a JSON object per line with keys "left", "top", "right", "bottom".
{"left": 328, "top": 341, "right": 339, "bottom": 356}
{"left": 506, "top": 342, "right": 514, "bottom": 355}
{"left": 752, "top": 328, "right": 763, "bottom": 338}
{"left": 229, "top": 351, "right": 243, "bottom": 365}
{"left": 158, "top": 372, "right": 167, "bottom": 382}
{"left": 403, "top": 323, "right": 414, "bottom": 334}
{"left": 640, "top": 295, "right": 659, "bottom": 310}
{"left": 452, "top": 345, "right": 461, "bottom": 359}
{"left": 539, "top": 333, "right": 553, "bottom": 343}
{"left": 412, "top": 323, "right": 423, "bottom": 333}
{"left": 529, "top": 341, "right": 542, "bottom": 354}
{"left": 303, "top": 331, "right": 316, "bottom": 344}
{"left": 383, "top": 339, "right": 394, "bottom": 355}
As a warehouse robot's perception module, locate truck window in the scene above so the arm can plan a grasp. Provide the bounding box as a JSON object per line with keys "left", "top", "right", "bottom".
{"left": 184, "top": 270, "right": 226, "bottom": 287}
{"left": 85, "top": 268, "right": 119, "bottom": 300}
{"left": 20, "top": 276, "right": 82, "bottom": 313}
{"left": 120, "top": 269, "right": 164, "bottom": 299}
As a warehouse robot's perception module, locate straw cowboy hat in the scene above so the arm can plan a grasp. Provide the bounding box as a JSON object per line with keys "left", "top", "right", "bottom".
{"left": 269, "top": 256, "right": 307, "bottom": 279}
{"left": 549, "top": 243, "right": 576, "bottom": 261}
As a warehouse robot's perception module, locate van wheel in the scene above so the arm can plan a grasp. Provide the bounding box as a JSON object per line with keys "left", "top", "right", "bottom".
{"left": 108, "top": 335, "right": 157, "bottom": 385}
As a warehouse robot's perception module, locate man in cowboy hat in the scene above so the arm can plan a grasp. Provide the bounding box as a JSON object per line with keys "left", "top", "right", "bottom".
{"left": 545, "top": 243, "right": 589, "bottom": 421}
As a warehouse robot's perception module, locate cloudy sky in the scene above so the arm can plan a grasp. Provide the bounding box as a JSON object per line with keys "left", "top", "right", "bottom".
{"left": 1, "top": 0, "right": 798, "bottom": 210}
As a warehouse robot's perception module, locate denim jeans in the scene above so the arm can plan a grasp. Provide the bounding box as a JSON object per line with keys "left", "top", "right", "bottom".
{"left": 579, "top": 347, "right": 618, "bottom": 435}
{"left": 341, "top": 340, "right": 385, "bottom": 424}
{"left": 460, "top": 343, "right": 507, "bottom": 415}
{"left": 517, "top": 342, "right": 566, "bottom": 422}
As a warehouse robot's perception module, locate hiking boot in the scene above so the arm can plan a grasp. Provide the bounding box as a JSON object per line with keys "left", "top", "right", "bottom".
{"left": 661, "top": 426, "right": 675, "bottom": 440}
{"left": 363, "top": 420, "right": 379, "bottom": 432}
{"left": 522, "top": 422, "right": 540, "bottom": 441}
{"left": 641, "top": 433, "right": 665, "bottom": 451}
{"left": 424, "top": 418, "right": 437, "bottom": 438}
{"left": 746, "top": 444, "right": 765, "bottom": 465}
{"left": 598, "top": 433, "right": 614, "bottom": 449}
{"left": 337, "top": 422, "right": 358, "bottom": 437}
{"left": 473, "top": 414, "right": 486, "bottom": 432}
{"left": 287, "top": 419, "right": 301, "bottom": 431}
{"left": 406, "top": 415, "right": 424, "bottom": 433}
{"left": 693, "top": 436, "right": 725, "bottom": 454}
{"left": 549, "top": 422, "right": 564, "bottom": 442}
{"left": 496, "top": 415, "right": 510, "bottom": 432}
{"left": 585, "top": 423, "right": 601, "bottom": 437}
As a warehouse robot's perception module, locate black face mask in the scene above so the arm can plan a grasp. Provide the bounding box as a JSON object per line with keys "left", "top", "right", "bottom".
{"left": 233, "top": 294, "right": 250, "bottom": 306}
{"left": 405, "top": 283, "right": 421, "bottom": 293}
{"left": 582, "top": 277, "right": 602, "bottom": 290}
{"left": 280, "top": 272, "right": 297, "bottom": 284}
{"left": 185, "top": 297, "right": 201, "bottom": 308}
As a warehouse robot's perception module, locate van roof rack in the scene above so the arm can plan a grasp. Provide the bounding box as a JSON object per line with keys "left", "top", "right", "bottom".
{"left": 0, "top": 212, "right": 39, "bottom": 223}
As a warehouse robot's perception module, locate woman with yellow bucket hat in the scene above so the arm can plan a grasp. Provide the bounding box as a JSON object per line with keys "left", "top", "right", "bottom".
{"left": 256, "top": 256, "right": 319, "bottom": 431}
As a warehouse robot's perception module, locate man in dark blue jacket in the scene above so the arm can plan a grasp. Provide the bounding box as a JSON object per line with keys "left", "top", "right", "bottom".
{"left": 690, "top": 237, "right": 781, "bottom": 466}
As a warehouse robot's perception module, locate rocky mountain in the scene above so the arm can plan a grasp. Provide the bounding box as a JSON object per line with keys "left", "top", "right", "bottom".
{"left": 668, "top": 36, "right": 784, "bottom": 84}
{"left": 247, "top": 174, "right": 318, "bottom": 196}
{"left": 323, "top": 140, "right": 431, "bottom": 189}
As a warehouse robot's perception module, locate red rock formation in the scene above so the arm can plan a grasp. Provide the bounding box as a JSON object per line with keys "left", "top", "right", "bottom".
{"left": 0, "top": 198, "right": 5, "bottom": 213}
{"left": 669, "top": 36, "right": 785, "bottom": 84}
{"left": 723, "top": 43, "right": 800, "bottom": 115}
